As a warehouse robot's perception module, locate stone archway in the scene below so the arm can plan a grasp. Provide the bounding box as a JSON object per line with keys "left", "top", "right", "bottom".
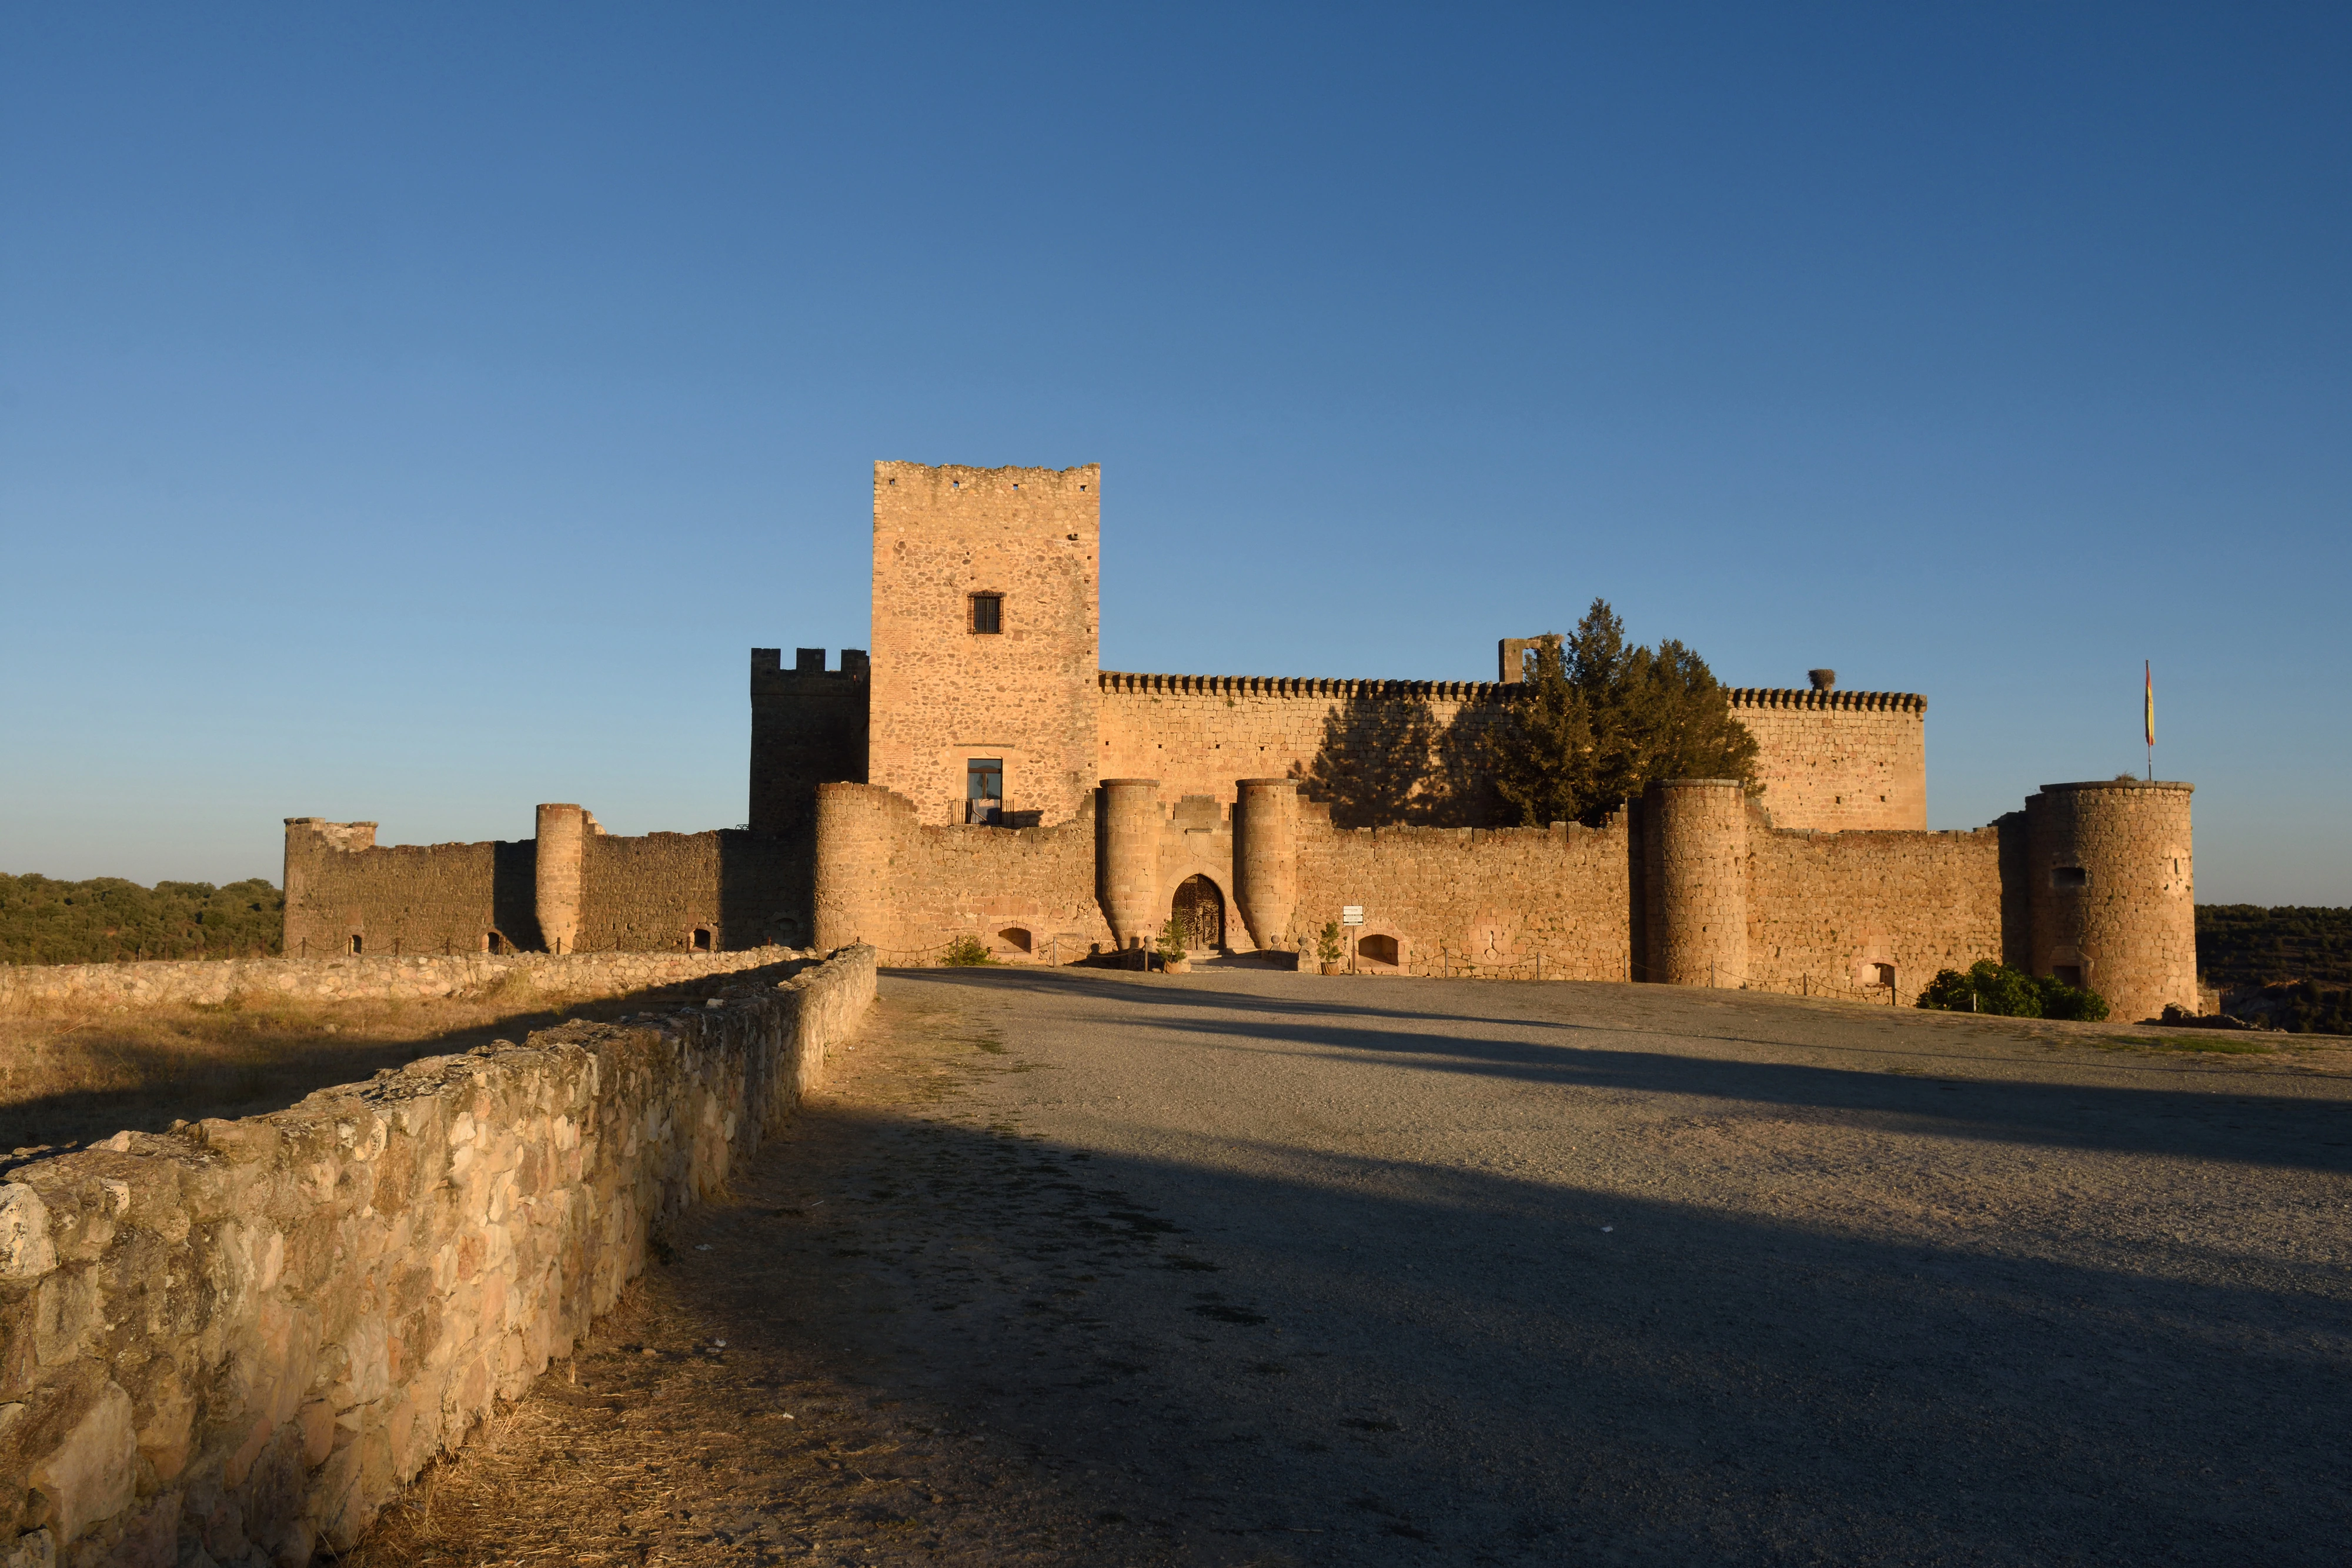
{"left": 1170, "top": 874, "right": 1225, "bottom": 952}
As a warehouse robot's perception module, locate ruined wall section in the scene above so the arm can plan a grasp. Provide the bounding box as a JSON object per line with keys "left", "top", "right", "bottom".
{"left": 1742, "top": 817, "right": 2007, "bottom": 1003}
{"left": 813, "top": 783, "right": 1110, "bottom": 962}
{"left": 1726, "top": 690, "right": 1927, "bottom": 832}
{"left": 282, "top": 820, "right": 528, "bottom": 959}
{"left": 285, "top": 820, "right": 803, "bottom": 959}
{"left": 0, "top": 947, "right": 877, "bottom": 1568}
{"left": 1290, "top": 806, "right": 1633, "bottom": 978}
{"left": 869, "top": 463, "right": 1100, "bottom": 828}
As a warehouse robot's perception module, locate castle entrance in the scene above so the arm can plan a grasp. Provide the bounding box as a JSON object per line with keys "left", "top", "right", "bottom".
{"left": 1171, "top": 874, "right": 1225, "bottom": 952}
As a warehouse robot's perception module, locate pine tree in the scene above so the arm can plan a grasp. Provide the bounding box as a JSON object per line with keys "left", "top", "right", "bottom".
{"left": 1481, "top": 599, "right": 1758, "bottom": 827}
{"left": 1482, "top": 636, "right": 1595, "bottom": 827}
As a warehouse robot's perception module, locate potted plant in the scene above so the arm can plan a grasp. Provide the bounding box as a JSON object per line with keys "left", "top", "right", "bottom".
{"left": 1317, "top": 921, "right": 1346, "bottom": 976}
{"left": 1157, "top": 912, "right": 1193, "bottom": 975}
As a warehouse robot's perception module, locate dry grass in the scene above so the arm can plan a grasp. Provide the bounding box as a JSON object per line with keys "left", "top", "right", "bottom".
{"left": 0, "top": 977, "right": 740, "bottom": 1158}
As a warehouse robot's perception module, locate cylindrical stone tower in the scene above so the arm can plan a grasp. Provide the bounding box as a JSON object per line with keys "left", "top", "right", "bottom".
{"left": 814, "top": 783, "right": 900, "bottom": 953}
{"left": 1642, "top": 778, "right": 1749, "bottom": 988}
{"left": 534, "top": 803, "right": 586, "bottom": 955}
{"left": 2024, "top": 780, "right": 2195, "bottom": 1021}
{"left": 1097, "top": 780, "right": 1162, "bottom": 950}
{"left": 1233, "top": 778, "right": 1300, "bottom": 951}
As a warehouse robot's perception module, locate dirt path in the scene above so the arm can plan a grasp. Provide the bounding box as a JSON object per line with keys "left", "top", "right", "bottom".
{"left": 349, "top": 970, "right": 2352, "bottom": 1567}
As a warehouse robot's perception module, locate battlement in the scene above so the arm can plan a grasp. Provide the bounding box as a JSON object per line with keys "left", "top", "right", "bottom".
{"left": 1727, "top": 687, "right": 1928, "bottom": 714}
{"left": 751, "top": 647, "right": 869, "bottom": 694}
{"left": 1100, "top": 671, "right": 1504, "bottom": 701}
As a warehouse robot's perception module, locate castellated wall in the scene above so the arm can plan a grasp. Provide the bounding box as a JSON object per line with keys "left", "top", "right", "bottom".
{"left": 1726, "top": 689, "right": 1927, "bottom": 832}
{"left": 1291, "top": 808, "right": 1634, "bottom": 979}
{"left": 0, "top": 947, "right": 875, "bottom": 1568}
{"left": 1097, "top": 674, "right": 1504, "bottom": 811}
{"left": 1097, "top": 674, "right": 1925, "bottom": 834}
{"left": 868, "top": 463, "right": 1101, "bottom": 830}
{"left": 812, "top": 783, "right": 1111, "bottom": 962}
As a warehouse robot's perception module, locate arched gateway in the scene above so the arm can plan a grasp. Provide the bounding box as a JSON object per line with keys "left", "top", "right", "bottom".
{"left": 1171, "top": 874, "right": 1225, "bottom": 952}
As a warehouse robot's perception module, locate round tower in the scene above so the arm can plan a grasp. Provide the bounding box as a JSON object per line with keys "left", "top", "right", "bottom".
{"left": 1233, "top": 778, "right": 1300, "bottom": 951}
{"left": 534, "top": 803, "right": 586, "bottom": 955}
{"left": 2024, "top": 780, "right": 2195, "bottom": 1021}
{"left": 814, "top": 783, "right": 901, "bottom": 952}
{"left": 1642, "top": 778, "right": 1749, "bottom": 988}
{"left": 1097, "top": 780, "right": 1162, "bottom": 951}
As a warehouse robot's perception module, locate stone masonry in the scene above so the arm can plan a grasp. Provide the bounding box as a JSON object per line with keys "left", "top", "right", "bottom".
{"left": 0, "top": 947, "right": 876, "bottom": 1567}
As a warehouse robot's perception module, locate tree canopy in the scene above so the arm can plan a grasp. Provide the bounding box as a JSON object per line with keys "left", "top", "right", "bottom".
{"left": 1479, "top": 599, "right": 1759, "bottom": 828}
{"left": 0, "top": 874, "right": 283, "bottom": 966}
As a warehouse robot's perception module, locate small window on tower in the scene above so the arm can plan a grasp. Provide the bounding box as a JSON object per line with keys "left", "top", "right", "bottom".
{"left": 970, "top": 593, "right": 1003, "bottom": 634}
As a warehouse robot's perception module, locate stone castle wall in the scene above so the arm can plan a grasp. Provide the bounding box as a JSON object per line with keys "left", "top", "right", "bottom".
{"left": 1745, "top": 819, "right": 2010, "bottom": 1002}
{"left": 1291, "top": 807, "right": 1635, "bottom": 979}
{"left": 0, "top": 947, "right": 876, "bottom": 1567}
{"left": 1727, "top": 689, "right": 1928, "bottom": 832}
{"left": 281, "top": 822, "right": 531, "bottom": 961}
{"left": 813, "top": 783, "right": 1110, "bottom": 962}
{"left": 868, "top": 463, "right": 1101, "bottom": 829}
{"left": 1097, "top": 674, "right": 1504, "bottom": 813}
{"left": 283, "top": 820, "right": 810, "bottom": 962}
{"left": 0, "top": 948, "right": 806, "bottom": 1016}
{"left": 1098, "top": 673, "right": 1926, "bottom": 834}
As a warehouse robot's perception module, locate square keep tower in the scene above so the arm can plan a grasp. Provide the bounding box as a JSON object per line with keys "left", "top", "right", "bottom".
{"left": 868, "top": 461, "right": 1101, "bottom": 826}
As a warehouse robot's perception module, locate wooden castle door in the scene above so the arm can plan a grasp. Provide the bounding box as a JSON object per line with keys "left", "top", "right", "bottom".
{"left": 1172, "top": 875, "right": 1225, "bottom": 951}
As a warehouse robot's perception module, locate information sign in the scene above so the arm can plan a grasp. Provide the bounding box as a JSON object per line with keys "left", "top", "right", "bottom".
{"left": 1341, "top": 906, "right": 1365, "bottom": 925}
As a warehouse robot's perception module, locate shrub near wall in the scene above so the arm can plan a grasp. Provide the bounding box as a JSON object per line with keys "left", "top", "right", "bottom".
{"left": 0, "top": 947, "right": 876, "bottom": 1567}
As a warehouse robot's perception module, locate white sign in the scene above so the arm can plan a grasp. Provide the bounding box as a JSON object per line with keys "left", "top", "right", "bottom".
{"left": 1341, "top": 906, "right": 1365, "bottom": 925}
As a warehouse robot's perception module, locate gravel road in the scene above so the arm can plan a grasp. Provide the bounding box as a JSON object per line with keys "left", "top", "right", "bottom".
{"left": 354, "top": 967, "right": 2352, "bottom": 1567}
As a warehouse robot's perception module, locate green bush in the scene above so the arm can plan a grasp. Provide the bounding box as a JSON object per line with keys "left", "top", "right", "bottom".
{"left": 0, "top": 873, "right": 283, "bottom": 965}
{"left": 1917, "top": 960, "right": 2108, "bottom": 1021}
{"left": 1316, "top": 921, "right": 1344, "bottom": 965}
{"left": 2036, "top": 975, "right": 2110, "bottom": 1022}
{"left": 1157, "top": 912, "right": 1192, "bottom": 962}
{"left": 941, "top": 934, "right": 995, "bottom": 967}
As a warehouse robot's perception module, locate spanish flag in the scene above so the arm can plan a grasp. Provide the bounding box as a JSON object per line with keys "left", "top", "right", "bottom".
{"left": 2144, "top": 660, "right": 2154, "bottom": 748}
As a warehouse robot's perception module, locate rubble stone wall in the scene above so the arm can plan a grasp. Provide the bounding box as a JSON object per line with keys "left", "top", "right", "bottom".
{"left": 1290, "top": 805, "right": 1635, "bottom": 978}
{"left": 1745, "top": 821, "right": 2009, "bottom": 1004}
{"left": 0, "top": 949, "right": 801, "bottom": 1017}
{"left": 0, "top": 947, "right": 876, "bottom": 1568}
{"left": 813, "top": 783, "right": 1110, "bottom": 963}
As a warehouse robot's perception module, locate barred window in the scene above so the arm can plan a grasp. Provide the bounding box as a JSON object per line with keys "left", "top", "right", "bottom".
{"left": 970, "top": 593, "right": 1003, "bottom": 634}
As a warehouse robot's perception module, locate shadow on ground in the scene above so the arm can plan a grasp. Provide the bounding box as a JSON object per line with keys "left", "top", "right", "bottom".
{"left": 353, "top": 979, "right": 2352, "bottom": 1567}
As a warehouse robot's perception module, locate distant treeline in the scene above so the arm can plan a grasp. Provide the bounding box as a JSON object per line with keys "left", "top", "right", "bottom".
{"left": 2195, "top": 905, "right": 2352, "bottom": 991}
{"left": 0, "top": 873, "right": 283, "bottom": 967}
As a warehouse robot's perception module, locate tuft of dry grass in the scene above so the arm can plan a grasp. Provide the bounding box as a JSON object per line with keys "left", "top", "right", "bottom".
{"left": 0, "top": 975, "right": 744, "bottom": 1158}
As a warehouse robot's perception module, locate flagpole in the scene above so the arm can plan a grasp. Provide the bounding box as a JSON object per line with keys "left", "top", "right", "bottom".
{"left": 2144, "top": 659, "right": 2154, "bottom": 782}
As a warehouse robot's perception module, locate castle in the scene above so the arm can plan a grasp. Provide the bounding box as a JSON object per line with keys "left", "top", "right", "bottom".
{"left": 285, "top": 461, "right": 2199, "bottom": 1021}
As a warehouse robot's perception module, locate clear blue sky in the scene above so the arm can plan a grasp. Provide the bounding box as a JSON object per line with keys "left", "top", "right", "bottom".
{"left": 4, "top": 4, "right": 2346, "bottom": 904}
